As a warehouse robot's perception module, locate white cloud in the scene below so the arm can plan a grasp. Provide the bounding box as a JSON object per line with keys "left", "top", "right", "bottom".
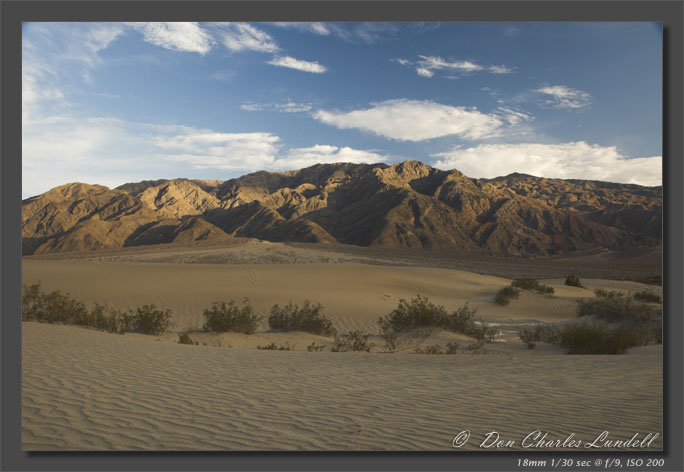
{"left": 240, "top": 100, "right": 312, "bottom": 113}
{"left": 127, "top": 22, "right": 213, "bottom": 55}
{"left": 418, "top": 55, "right": 484, "bottom": 73}
{"left": 416, "top": 67, "right": 434, "bottom": 77}
{"left": 432, "top": 142, "right": 661, "bottom": 186}
{"left": 274, "top": 145, "right": 384, "bottom": 170}
{"left": 272, "top": 22, "right": 330, "bottom": 35}
{"left": 535, "top": 85, "right": 592, "bottom": 110}
{"left": 313, "top": 99, "right": 504, "bottom": 141}
{"left": 267, "top": 56, "right": 327, "bottom": 73}
{"left": 494, "top": 106, "right": 534, "bottom": 125}
{"left": 219, "top": 23, "right": 279, "bottom": 53}
{"left": 489, "top": 64, "right": 515, "bottom": 74}
{"left": 396, "top": 55, "right": 515, "bottom": 78}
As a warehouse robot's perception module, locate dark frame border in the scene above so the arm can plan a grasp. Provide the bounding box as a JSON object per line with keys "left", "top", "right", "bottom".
{"left": 2, "top": 2, "right": 682, "bottom": 471}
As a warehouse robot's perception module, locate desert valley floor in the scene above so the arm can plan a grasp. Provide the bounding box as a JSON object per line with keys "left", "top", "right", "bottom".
{"left": 21, "top": 240, "right": 663, "bottom": 450}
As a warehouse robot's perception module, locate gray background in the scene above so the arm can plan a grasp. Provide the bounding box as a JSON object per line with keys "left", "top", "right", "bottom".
{"left": 1, "top": 1, "right": 682, "bottom": 471}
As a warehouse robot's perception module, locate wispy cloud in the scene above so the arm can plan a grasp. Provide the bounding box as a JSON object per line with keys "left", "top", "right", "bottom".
{"left": 488, "top": 64, "right": 515, "bottom": 74}
{"left": 267, "top": 56, "right": 327, "bottom": 73}
{"left": 127, "top": 22, "right": 214, "bottom": 55}
{"left": 432, "top": 142, "right": 661, "bottom": 186}
{"left": 218, "top": 23, "right": 279, "bottom": 53}
{"left": 241, "top": 99, "right": 312, "bottom": 113}
{"left": 313, "top": 99, "right": 505, "bottom": 141}
{"left": 535, "top": 85, "right": 592, "bottom": 110}
{"left": 394, "top": 55, "right": 515, "bottom": 78}
{"left": 272, "top": 22, "right": 330, "bottom": 35}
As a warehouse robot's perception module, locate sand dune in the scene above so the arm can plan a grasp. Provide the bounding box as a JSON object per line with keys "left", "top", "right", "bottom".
{"left": 22, "top": 258, "right": 663, "bottom": 451}
{"left": 22, "top": 322, "right": 662, "bottom": 451}
{"left": 21, "top": 259, "right": 640, "bottom": 334}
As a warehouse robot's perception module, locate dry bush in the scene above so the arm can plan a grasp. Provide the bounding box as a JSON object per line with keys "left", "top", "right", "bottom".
{"left": 494, "top": 286, "right": 520, "bottom": 305}
{"left": 203, "top": 300, "right": 260, "bottom": 334}
{"left": 268, "top": 300, "right": 336, "bottom": 336}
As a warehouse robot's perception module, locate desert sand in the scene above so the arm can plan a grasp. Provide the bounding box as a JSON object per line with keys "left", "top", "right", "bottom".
{"left": 21, "top": 249, "right": 663, "bottom": 451}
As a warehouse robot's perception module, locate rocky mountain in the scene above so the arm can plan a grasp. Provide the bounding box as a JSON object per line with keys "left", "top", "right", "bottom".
{"left": 22, "top": 161, "right": 662, "bottom": 257}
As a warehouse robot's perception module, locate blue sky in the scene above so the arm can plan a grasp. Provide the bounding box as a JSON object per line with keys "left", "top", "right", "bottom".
{"left": 22, "top": 22, "right": 662, "bottom": 198}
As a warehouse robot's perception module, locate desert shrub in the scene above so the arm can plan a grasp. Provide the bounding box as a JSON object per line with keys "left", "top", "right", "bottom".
{"left": 565, "top": 275, "right": 584, "bottom": 288}
{"left": 578, "top": 291, "right": 661, "bottom": 331}
{"left": 257, "top": 342, "right": 292, "bottom": 350}
{"left": 445, "top": 342, "right": 459, "bottom": 354}
{"left": 494, "top": 286, "right": 521, "bottom": 305}
{"left": 559, "top": 323, "right": 646, "bottom": 354}
{"left": 88, "top": 303, "right": 132, "bottom": 334}
{"left": 378, "top": 296, "right": 497, "bottom": 345}
{"left": 446, "top": 303, "right": 478, "bottom": 333}
{"left": 380, "top": 330, "right": 399, "bottom": 352}
{"left": 511, "top": 277, "right": 555, "bottom": 295}
{"left": 203, "top": 300, "right": 260, "bottom": 334}
{"left": 307, "top": 342, "right": 326, "bottom": 352}
{"left": 416, "top": 344, "right": 444, "bottom": 355}
{"left": 333, "top": 330, "right": 373, "bottom": 352}
{"left": 517, "top": 323, "right": 561, "bottom": 349}
{"left": 130, "top": 305, "right": 173, "bottom": 335}
{"left": 178, "top": 333, "right": 198, "bottom": 345}
{"left": 22, "top": 283, "right": 88, "bottom": 325}
{"left": 377, "top": 295, "right": 449, "bottom": 333}
{"left": 268, "top": 300, "right": 336, "bottom": 336}
{"left": 633, "top": 290, "right": 662, "bottom": 304}
{"left": 511, "top": 277, "right": 540, "bottom": 290}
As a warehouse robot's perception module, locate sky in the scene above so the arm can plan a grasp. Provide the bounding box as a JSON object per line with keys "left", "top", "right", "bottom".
{"left": 22, "top": 22, "right": 662, "bottom": 198}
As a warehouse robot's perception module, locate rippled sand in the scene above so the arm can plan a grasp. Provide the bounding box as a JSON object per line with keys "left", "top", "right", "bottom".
{"left": 22, "top": 322, "right": 662, "bottom": 451}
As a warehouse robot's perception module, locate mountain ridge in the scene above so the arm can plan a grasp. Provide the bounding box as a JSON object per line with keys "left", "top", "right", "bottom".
{"left": 22, "top": 161, "right": 662, "bottom": 257}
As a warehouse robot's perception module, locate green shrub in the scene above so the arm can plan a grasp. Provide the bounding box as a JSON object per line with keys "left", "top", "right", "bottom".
{"left": 578, "top": 290, "right": 661, "bottom": 330}
{"left": 130, "top": 305, "right": 173, "bottom": 335}
{"left": 633, "top": 290, "right": 662, "bottom": 304}
{"left": 307, "top": 342, "right": 326, "bottom": 352}
{"left": 268, "top": 300, "right": 336, "bottom": 336}
{"left": 494, "top": 286, "right": 521, "bottom": 305}
{"left": 333, "top": 330, "right": 373, "bottom": 352}
{"left": 203, "top": 300, "right": 260, "bottom": 334}
{"left": 559, "top": 323, "right": 645, "bottom": 354}
{"left": 446, "top": 303, "right": 478, "bottom": 332}
{"left": 565, "top": 275, "right": 584, "bottom": 288}
{"left": 178, "top": 333, "right": 198, "bottom": 345}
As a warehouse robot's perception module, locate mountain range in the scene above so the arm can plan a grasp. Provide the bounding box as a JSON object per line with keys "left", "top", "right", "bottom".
{"left": 22, "top": 160, "right": 662, "bottom": 257}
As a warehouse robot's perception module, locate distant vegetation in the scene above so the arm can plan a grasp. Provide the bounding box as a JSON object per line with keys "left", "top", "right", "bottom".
{"left": 517, "top": 288, "right": 662, "bottom": 354}
{"left": 564, "top": 275, "right": 584, "bottom": 288}
{"left": 633, "top": 290, "right": 662, "bottom": 304}
{"left": 332, "top": 330, "right": 373, "bottom": 352}
{"left": 178, "top": 333, "right": 198, "bottom": 345}
{"left": 268, "top": 300, "right": 336, "bottom": 336}
{"left": 511, "top": 278, "right": 555, "bottom": 295}
{"left": 22, "top": 282, "right": 173, "bottom": 335}
{"left": 494, "top": 286, "right": 521, "bottom": 305}
{"left": 202, "top": 300, "right": 260, "bottom": 334}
